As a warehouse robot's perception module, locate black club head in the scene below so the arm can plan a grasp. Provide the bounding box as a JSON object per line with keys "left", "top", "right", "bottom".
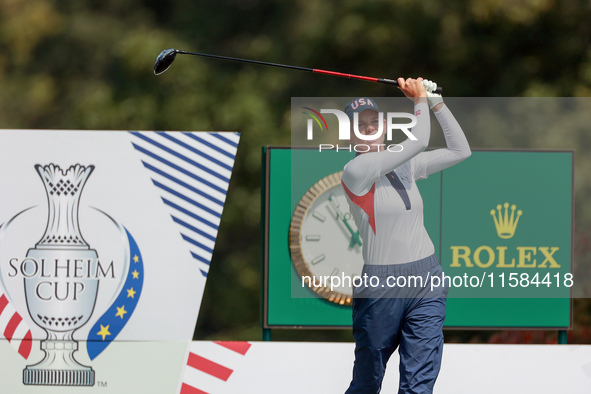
{"left": 154, "top": 49, "right": 178, "bottom": 75}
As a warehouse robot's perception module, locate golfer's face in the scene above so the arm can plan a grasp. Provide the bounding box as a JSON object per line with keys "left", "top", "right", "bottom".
{"left": 350, "top": 109, "right": 386, "bottom": 151}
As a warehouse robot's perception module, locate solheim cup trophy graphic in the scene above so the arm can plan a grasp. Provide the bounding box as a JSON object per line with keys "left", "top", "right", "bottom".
{"left": 23, "top": 164, "right": 98, "bottom": 386}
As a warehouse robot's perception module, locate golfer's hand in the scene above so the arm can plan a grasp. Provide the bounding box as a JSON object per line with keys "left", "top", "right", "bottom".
{"left": 397, "top": 77, "right": 428, "bottom": 105}
{"left": 423, "top": 79, "right": 444, "bottom": 111}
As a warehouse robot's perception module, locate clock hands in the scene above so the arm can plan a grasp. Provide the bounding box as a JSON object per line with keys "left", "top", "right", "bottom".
{"left": 327, "top": 194, "right": 362, "bottom": 248}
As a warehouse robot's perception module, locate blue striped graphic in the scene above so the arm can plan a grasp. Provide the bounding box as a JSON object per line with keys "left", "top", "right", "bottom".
{"left": 130, "top": 132, "right": 239, "bottom": 277}
{"left": 132, "top": 134, "right": 230, "bottom": 182}
{"left": 181, "top": 234, "right": 214, "bottom": 254}
{"left": 157, "top": 132, "right": 233, "bottom": 171}
{"left": 184, "top": 133, "right": 236, "bottom": 159}
{"left": 162, "top": 198, "right": 219, "bottom": 230}
{"left": 133, "top": 143, "right": 229, "bottom": 191}
{"left": 172, "top": 216, "right": 217, "bottom": 242}
{"left": 148, "top": 167, "right": 225, "bottom": 207}
{"left": 209, "top": 132, "right": 239, "bottom": 148}
{"left": 191, "top": 252, "right": 211, "bottom": 265}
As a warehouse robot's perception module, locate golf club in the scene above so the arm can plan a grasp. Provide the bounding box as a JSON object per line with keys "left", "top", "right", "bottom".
{"left": 153, "top": 48, "right": 443, "bottom": 94}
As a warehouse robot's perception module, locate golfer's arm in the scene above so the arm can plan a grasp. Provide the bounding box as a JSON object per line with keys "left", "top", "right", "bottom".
{"left": 377, "top": 102, "right": 430, "bottom": 175}
{"left": 414, "top": 104, "right": 471, "bottom": 178}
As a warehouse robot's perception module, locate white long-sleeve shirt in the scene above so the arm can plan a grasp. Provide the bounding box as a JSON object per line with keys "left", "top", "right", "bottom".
{"left": 341, "top": 103, "right": 471, "bottom": 265}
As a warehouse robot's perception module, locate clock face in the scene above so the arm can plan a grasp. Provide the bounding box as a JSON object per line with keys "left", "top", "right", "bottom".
{"left": 289, "top": 171, "right": 364, "bottom": 305}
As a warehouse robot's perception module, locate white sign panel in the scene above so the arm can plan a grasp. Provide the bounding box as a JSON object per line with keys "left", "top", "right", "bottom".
{"left": 0, "top": 130, "right": 239, "bottom": 388}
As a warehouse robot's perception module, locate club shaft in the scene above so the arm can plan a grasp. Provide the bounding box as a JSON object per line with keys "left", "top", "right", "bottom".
{"left": 177, "top": 50, "right": 312, "bottom": 73}
{"left": 177, "top": 50, "right": 394, "bottom": 85}
{"left": 176, "top": 50, "right": 443, "bottom": 93}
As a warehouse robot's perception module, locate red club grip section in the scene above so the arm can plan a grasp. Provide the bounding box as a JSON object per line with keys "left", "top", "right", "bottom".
{"left": 313, "top": 69, "right": 378, "bottom": 82}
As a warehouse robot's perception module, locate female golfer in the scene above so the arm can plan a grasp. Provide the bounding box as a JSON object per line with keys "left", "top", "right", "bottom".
{"left": 342, "top": 78, "right": 470, "bottom": 393}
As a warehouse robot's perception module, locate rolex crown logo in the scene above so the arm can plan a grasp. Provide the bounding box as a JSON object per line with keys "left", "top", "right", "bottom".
{"left": 490, "top": 202, "right": 522, "bottom": 239}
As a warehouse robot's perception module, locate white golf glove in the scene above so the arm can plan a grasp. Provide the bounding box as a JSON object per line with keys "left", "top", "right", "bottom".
{"left": 422, "top": 79, "right": 443, "bottom": 109}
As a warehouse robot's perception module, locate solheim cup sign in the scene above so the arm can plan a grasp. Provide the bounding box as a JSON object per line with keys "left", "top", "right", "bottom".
{"left": 0, "top": 161, "right": 144, "bottom": 386}
{"left": 0, "top": 130, "right": 239, "bottom": 391}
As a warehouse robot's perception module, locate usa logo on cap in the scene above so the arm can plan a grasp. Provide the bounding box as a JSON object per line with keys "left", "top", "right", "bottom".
{"left": 344, "top": 97, "right": 382, "bottom": 121}
{"left": 350, "top": 98, "right": 376, "bottom": 110}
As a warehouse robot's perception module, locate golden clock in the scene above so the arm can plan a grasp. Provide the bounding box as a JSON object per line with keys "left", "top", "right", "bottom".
{"left": 289, "top": 171, "right": 364, "bottom": 306}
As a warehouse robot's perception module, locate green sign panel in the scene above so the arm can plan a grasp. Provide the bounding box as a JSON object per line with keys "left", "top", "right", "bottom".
{"left": 442, "top": 151, "right": 572, "bottom": 327}
{"left": 262, "top": 147, "right": 572, "bottom": 328}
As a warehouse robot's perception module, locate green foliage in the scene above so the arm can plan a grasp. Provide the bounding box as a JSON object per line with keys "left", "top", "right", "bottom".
{"left": 0, "top": 0, "right": 590, "bottom": 343}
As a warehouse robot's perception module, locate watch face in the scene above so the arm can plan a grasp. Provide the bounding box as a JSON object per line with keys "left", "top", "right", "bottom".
{"left": 289, "top": 171, "right": 364, "bottom": 305}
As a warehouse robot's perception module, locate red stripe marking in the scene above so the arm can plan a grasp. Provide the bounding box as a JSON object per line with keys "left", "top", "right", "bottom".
{"left": 4, "top": 313, "right": 22, "bottom": 342}
{"left": 0, "top": 294, "right": 8, "bottom": 315}
{"left": 214, "top": 341, "right": 252, "bottom": 355}
{"left": 342, "top": 180, "right": 376, "bottom": 234}
{"left": 187, "top": 353, "right": 233, "bottom": 381}
{"left": 313, "top": 69, "right": 378, "bottom": 82}
{"left": 180, "top": 383, "right": 209, "bottom": 394}
{"left": 18, "top": 330, "right": 32, "bottom": 359}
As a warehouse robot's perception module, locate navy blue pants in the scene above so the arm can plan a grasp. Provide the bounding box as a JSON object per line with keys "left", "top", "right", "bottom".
{"left": 345, "top": 255, "right": 448, "bottom": 394}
